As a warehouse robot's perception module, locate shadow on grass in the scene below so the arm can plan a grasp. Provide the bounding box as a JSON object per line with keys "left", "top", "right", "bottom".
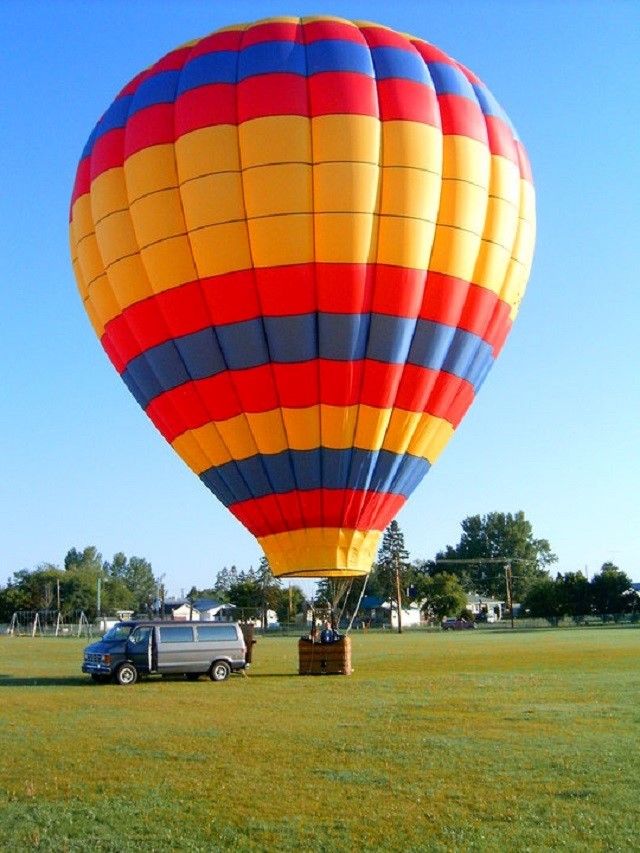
{"left": 0, "top": 675, "right": 91, "bottom": 688}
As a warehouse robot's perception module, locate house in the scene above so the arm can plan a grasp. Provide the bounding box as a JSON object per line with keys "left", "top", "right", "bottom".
{"left": 193, "top": 599, "right": 238, "bottom": 622}
{"left": 465, "top": 593, "right": 505, "bottom": 621}
{"left": 171, "top": 602, "right": 200, "bottom": 621}
{"left": 358, "top": 595, "right": 423, "bottom": 628}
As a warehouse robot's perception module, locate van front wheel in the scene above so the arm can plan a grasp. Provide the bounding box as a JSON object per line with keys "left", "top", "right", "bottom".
{"left": 209, "top": 661, "right": 231, "bottom": 682}
{"left": 115, "top": 662, "right": 138, "bottom": 686}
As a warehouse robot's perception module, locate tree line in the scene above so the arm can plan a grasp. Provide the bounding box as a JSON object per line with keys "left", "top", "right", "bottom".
{"left": 1, "top": 511, "right": 635, "bottom": 624}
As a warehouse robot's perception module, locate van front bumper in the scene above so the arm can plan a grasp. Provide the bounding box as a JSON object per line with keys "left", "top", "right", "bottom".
{"left": 82, "top": 662, "right": 113, "bottom": 675}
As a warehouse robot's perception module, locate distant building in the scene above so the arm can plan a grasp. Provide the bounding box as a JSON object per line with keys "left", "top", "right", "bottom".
{"left": 193, "top": 599, "right": 237, "bottom": 622}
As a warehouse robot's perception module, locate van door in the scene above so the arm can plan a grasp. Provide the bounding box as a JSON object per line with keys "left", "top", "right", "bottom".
{"left": 127, "top": 626, "right": 153, "bottom": 673}
{"left": 156, "top": 625, "right": 199, "bottom": 673}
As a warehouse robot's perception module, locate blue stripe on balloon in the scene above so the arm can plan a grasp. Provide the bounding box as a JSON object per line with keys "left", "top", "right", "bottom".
{"left": 370, "top": 46, "right": 431, "bottom": 85}
{"left": 238, "top": 41, "right": 307, "bottom": 80}
{"left": 264, "top": 315, "right": 317, "bottom": 362}
{"left": 472, "top": 83, "right": 517, "bottom": 135}
{"left": 122, "top": 314, "right": 494, "bottom": 409}
{"left": 199, "top": 447, "right": 430, "bottom": 506}
{"left": 366, "top": 315, "right": 416, "bottom": 364}
{"left": 130, "top": 70, "right": 180, "bottom": 115}
{"left": 83, "top": 96, "right": 132, "bottom": 157}
{"left": 319, "top": 313, "right": 370, "bottom": 361}
{"left": 178, "top": 51, "right": 238, "bottom": 93}
{"left": 306, "top": 39, "right": 374, "bottom": 76}
{"left": 427, "top": 61, "right": 476, "bottom": 100}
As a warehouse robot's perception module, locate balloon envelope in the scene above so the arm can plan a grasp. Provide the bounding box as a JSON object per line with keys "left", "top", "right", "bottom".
{"left": 69, "top": 16, "right": 535, "bottom": 579}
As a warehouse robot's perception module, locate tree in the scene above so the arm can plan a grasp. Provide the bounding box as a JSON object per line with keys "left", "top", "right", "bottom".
{"left": 434, "top": 512, "right": 557, "bottom": 600}
{"left": 590, "top": 563, "right": 632, "bottom": 620}
{"left": 558, "top": 571, "right": 591, "bottom": 621}
{"left": 101, "top": 552, "right": 156, "bottom": 614}
{"left": 377, "top": 521, "right": 410, "bottom": 633}
{"left": 521, "top": 576, "right": 564, "bottom": 623}
{"left": 415, "top": 572, "right": 467, "bottom": 622}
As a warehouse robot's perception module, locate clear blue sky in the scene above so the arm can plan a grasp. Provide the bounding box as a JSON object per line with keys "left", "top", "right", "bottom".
{"left": 1, "top": 0, "right": 638, "bottom": 595}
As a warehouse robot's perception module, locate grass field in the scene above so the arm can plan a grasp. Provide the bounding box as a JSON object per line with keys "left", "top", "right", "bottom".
{"left": 0, "top": 627, "right": 638, "bottom": 851}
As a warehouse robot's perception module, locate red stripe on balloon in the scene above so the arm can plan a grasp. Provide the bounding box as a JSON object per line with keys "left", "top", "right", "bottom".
{"left": 438, "top": 93, "right": 487, "bottom": 143}
{"left": 145, "top": 360, "right": 473, "bottom": 443}
{"left": 101, "top": 264, "right": 510, "bottom": 371}
{"left": 229, "top": 488, "right": 406, "bottom": 536}
{"left": 175, "top": 83, "right": 238, "bottom": 135}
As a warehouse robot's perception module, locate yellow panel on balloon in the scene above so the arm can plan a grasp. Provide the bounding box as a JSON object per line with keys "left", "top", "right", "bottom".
{"left": 314, "top": 162, "right": 379, "bottom": 214}
{"left": 437, "top": 178, "right": 488, "bottom": 235}
{"left": 259, "top": 527, "right": 382, "bottom": 577}
{"left": 124, "top": 144, "right": 178, "bottom": 202}
{"left": 94, "top": 210, "right": 140, "bottom": 268}
{"left": 70, "top": 194, "right": 94, "bottom": 243}
{"left": 380, "top": 166, "right": 440, "bottom": 220}
{"left": 442, "top": 135, "right": 489, "bottom": 189}
{"left": 377, "top": 215, "right": 435, "bottom": 269}
{"left": 282, "top": 407, "right": 321, "bottom": 450}
{"left": 249, "top": 213, "right": 314, "bottom": 267}
{"left": 428, "top": 224, "right": 482, "bottom": 281}
{"left": 312, "top": 114, "right": 380, "bottom": 164}
{"left": 89, "top": 273, "right": 122, "bottom": 325}
{"left": 382, "top": 120, "right": 442, "bottom": 173}
{"left": 139, "top": 235, "right": 197, "bottom": 291}
{"left": 243, "top": 163, "right": 313, "bottom": 217}
{"left": 245, "top": 410, "right": 289, "bottom": 456}
{"left": 381, "top": 409, "right": 422, "bottom": 455}
{"left": 90, "top": 167, "right": 128, "bottom": 223}
{"left": 172, "top": 424, "right": 232, "bottom": 472}
{"left": 174, "top": 125, "right": 241, "bottom": 182}
{"left": 488, "top": 154, "right": 520, "bottom": 207}
{"left": 215, "top": 415, "right": 259, "bottom": 461}
{"left": 181, "top": 172, "right": 246, "bottom": 230}
{"left": 239, "top": 115, "right": 311, "bottom": 168}
{"left": 354, "top": 405, "right": 392, "bottom": 451}
{"left": 189, "top": 221, "right": 252, "bottom": 279}
{"left": 130, "top": 188, "right": 187, "bottom": 248}
{"left": 315, "top": 212, "right": 377, "bottom": 264}
{"left": 471, "top": 239, "right": 511, "bottom": 295}
{"left": 482, "top": 195, "right": 518, "bottom": 253}
{"left": 100, "top": 253, "right": 153, "bottom": 315}
{"left": 407, "top": 414, "right": 454, "bottom": 463}
{"left": 321, "top": 405, "right": 358, "bottom": 448}
{"left": 75, "top": 229, "right": 104, "bottom": 292}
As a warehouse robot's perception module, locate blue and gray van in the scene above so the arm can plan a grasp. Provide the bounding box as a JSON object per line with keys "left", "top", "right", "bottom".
{"left": 82, "top": 621, "right": 249, "bottom": 685}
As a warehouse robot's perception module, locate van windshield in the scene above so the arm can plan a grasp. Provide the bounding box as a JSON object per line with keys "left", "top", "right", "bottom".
{"left": 102, "top": 624, "right": 134, "bottom": 642}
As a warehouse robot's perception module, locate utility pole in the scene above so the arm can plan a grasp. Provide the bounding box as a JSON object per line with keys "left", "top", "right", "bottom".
{"left": 505, "top": 564, "right": 514, "bottom": 629}
{"left": 96, "top": 577, "right": 102, "bottom": 617}
{"left": 394, "top": 553, "right": 403, "bottom": 634}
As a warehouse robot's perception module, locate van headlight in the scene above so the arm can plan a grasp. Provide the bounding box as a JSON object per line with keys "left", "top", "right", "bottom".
{"left": 102, "top": 654, "right": 111, "bottom": 664}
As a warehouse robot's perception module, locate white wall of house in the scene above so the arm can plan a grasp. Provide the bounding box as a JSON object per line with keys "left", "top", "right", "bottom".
{"left": 172, "top": 603, "right": 200, "bottom": 621}
{"left": 390, "top": 604, "right": 422, "bottom": 628}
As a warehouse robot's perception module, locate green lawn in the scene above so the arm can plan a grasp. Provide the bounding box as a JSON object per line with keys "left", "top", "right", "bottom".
{"left": 0, "top": 627, "right": 638, "bottom": 851}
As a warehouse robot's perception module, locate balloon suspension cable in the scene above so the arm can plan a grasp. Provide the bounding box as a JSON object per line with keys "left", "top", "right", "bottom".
{"left": 345, "top": 573, "right": 369, "bottom": 635}
{"left": 334, "top": 578, "right": 355, "bottom": 630}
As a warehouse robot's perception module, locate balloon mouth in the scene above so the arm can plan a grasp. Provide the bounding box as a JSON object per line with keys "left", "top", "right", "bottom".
{"left": 259, "top": 527, "right": 381, "bottom": 580}
{"left": 275, "top": 568, "right": 370, "bottom": 580}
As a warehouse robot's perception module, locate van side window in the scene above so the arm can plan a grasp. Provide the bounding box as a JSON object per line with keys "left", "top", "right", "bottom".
{"left": 197, "top": 625, "right": 238, "bottom": 642}
{"left": 159, "top": 626, "right": 194, "bottom": 643}
{"left": 129, "top": 627, "right": 152, "bottom": 645}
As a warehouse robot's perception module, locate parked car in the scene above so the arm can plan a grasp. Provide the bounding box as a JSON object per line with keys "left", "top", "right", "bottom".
{"left": 441, "top": 618, "right": 476, "bottom": 631}
{"left": 82, "top": 621, "right": 249, "bottom": 685}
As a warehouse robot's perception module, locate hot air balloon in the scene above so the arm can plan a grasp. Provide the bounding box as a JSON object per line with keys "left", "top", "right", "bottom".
{"left": 69, "top": 16, "right": 535, "bottom": 584}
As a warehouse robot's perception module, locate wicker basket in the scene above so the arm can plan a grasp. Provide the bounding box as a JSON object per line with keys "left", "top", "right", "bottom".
{"left": 298, "top": 636, "right": 352, "bottom": 675}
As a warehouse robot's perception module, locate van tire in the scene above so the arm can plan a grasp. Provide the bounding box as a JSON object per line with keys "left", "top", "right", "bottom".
{"left": 209, "top": 661, "right": 231, "bottom": 682}
{"left": 115, "top": 662, "right": 138, "bottom": 686}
